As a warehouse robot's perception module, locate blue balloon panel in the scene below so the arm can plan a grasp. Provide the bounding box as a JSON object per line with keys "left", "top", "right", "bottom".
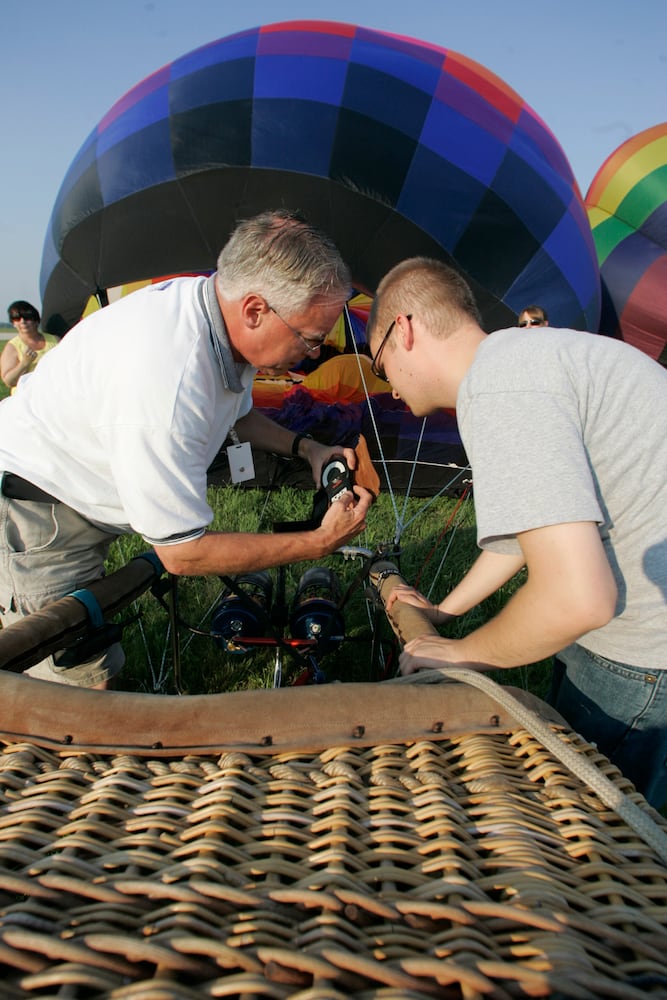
{"left": 41, "top": 20, "right": 600, "bottom": 335}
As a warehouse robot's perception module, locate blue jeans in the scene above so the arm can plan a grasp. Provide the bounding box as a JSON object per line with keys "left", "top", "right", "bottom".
{"left": 548, "top": 642, "right": 667, "bottom": 809}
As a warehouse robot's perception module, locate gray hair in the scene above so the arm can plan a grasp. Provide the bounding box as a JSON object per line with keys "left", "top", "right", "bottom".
{"left": 216, "top": 210, "right": 351, "bottom": 315}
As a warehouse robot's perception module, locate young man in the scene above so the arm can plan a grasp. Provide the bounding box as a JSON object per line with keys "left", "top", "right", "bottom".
{"left": 0, "top": 211, "right": 372, "bottom": 688}
{"left": 368, "top": 256, "right": 667, "bottom": 807}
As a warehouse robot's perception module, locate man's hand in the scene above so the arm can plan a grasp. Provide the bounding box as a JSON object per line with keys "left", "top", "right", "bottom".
{"left": 396, "top": 522, "right": 618, "bottom": 673}
{"left": 385, "top": 584, "right": 458, "bottom": 627}
{"left": 300, "top": 437, "right": 357, "bottom": 490}
{"left": 386, "top": 584, "right": 434, "bottom": 617}
{"left": 317, "top": 485, "right": 372, "bottom": 549}
{"left": 399, "top": 635, "right": 484, "bottom": 675}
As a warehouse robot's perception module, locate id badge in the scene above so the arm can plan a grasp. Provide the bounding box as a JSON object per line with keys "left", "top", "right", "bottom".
{"left": 227, "top": 441, "right": 255, "bottom": 483}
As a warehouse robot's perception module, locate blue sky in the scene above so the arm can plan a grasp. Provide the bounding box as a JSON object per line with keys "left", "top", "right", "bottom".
{"left": 2, "top": 0, "right": 665, "bottom": 315}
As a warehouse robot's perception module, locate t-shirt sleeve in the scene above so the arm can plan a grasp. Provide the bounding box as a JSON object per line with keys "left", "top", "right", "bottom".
{"left": 460, "top": 386, "right": 604, "bottom": 554}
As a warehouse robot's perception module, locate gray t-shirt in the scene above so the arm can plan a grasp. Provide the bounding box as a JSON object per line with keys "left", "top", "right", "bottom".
{"left": 457, "top": 328, "right": 667, "bottom": 669}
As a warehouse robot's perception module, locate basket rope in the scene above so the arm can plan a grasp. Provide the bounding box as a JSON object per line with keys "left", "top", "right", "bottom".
{"left": 372, "top": 559, "right": 667, "bottom": 865}
{"left": 393, "top": 666, "right": 667, "bottom": 866}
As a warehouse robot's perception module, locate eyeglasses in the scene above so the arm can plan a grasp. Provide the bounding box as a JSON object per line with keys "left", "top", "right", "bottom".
{"left": 518, "top": 318, "right": 544, "bottom": 327}
{"left": 371, "top": 314, "right": 412, "bottom": 382}
{"left": 267, "top": 304, "right": 327, "bottom": 354}
{"left": 9, "top": 311, "right": 38, "bottom": 323}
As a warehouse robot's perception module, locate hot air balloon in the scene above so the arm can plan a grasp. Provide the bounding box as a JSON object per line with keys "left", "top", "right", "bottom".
{"left": 586, "top": 122, "right": 667, "bottom": 365}
{"left": 40, "top": 20, "right": 599, "bottom": 336}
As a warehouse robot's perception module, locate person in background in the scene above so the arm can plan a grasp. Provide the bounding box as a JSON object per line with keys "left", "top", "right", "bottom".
{"left": 367, "top": 256, "right": 667, "bottom": 808}
{"left": 2, "top": 301, "right": 59, "bottom": 394}
{"left": 0, "top": 210, "right": 372, "bottom": 689}
{"left": 517, "top": 304, "right": 549, "bottom": 328}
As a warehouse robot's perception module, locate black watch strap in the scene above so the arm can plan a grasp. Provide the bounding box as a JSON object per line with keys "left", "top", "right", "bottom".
{"left": 291, "top": 432, "right": 313, "bottom": 457}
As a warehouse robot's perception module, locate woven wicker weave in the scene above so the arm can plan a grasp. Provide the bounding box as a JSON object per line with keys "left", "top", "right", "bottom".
{"left": 1, "top": 561, "right": 667, "bottom": 997}
{"left": 1, "top": 712, "right": 667, "bottom": 999}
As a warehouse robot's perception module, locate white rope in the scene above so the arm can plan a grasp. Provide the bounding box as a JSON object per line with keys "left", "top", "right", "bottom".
{"left": 424, "top": 498, "right": 472, "bottom": 603}
{"left": 392, "top": 667, "right": 667, "bottom": 867}
{"left": 345, "top": 304, "right": 401, "bottom": 539}
{"left": 344, "top": 301, "right": 472, "bottom": 554}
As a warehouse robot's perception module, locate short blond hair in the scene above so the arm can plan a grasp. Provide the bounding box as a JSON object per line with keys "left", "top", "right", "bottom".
{"left": 368, "top": 257, "right": 481, "bottom": 348}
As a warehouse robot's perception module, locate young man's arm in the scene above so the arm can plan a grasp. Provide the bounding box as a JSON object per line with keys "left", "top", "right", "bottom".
{"left": 386, "top": 548, "right": 526, "bottom": 624}
{"left": 399, "top": 521, "right": 617, "bottom": 673}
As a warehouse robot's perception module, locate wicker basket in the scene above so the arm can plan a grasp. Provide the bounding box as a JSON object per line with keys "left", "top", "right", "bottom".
{"left": 1, "top": 560, "right": 666, "bottom": 998}
{"left": 1, "top": 676, "right": 667, "bottom": 999}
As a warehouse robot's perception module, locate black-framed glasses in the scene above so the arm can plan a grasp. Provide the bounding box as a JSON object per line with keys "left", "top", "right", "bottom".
{"left": 9, "top": 311, "right": 38, "bottom": 323}
{"left": 267, "top": 303, "right": 327, "bottom": 354}
{"left": 371, "top": 314, "right": 412, "bottom": 382}
{"left": 518, "top": 318, "right": 544, "bottom": 327}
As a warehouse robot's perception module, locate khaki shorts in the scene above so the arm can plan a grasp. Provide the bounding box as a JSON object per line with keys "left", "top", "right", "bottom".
{"left": 0, "top": 496, "right": 125, "bottom": 686}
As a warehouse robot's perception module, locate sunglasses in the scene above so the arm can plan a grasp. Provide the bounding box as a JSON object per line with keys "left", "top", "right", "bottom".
{"left": 10, "top": 311, "right": 38, "bottom": 322}
{"left": 371, "top": 314, "right": 412, "bottom": 382}
{"left": 518, "top": 318, "right": 544, "bottom": 327}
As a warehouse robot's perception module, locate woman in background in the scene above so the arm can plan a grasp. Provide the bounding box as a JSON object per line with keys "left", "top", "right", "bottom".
{"left": 517, "top": 304, "right": 549, "bottom": 328}
{"left": 2, "top": 301, "right": 59, "bottom": 394}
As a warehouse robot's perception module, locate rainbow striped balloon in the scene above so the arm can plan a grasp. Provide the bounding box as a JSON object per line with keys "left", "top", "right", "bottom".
{"left": 586, "top": 123, "right": 667, "bottom": 365}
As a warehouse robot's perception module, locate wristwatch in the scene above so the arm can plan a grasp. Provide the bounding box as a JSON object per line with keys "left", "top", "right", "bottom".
{"left": 291, "top": 432, "right": 313, "bottom": 457}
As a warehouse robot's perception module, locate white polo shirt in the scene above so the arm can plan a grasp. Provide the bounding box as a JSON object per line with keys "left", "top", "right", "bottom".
{"left": 0, "top": 277, "right": 255, "bottom": 544}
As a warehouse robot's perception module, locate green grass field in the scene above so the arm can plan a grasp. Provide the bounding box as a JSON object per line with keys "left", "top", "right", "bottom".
{"left": 0, "top": 369, "right": 550, "bottom": 700}
{"left": 103, "top": 484, "right": 552, "bottom": 700}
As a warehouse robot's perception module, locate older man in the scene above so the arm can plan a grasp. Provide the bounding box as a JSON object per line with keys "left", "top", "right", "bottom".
{"left": 0, "top": 210, "right": 372, "bottom": 687}
{"left": 368, "top": 256, "right": 667, "bottom": 807}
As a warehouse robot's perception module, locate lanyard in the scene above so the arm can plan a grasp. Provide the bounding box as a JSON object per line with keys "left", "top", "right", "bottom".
{"left": 202, "top": 274, "right": 237, "bottom": 390}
